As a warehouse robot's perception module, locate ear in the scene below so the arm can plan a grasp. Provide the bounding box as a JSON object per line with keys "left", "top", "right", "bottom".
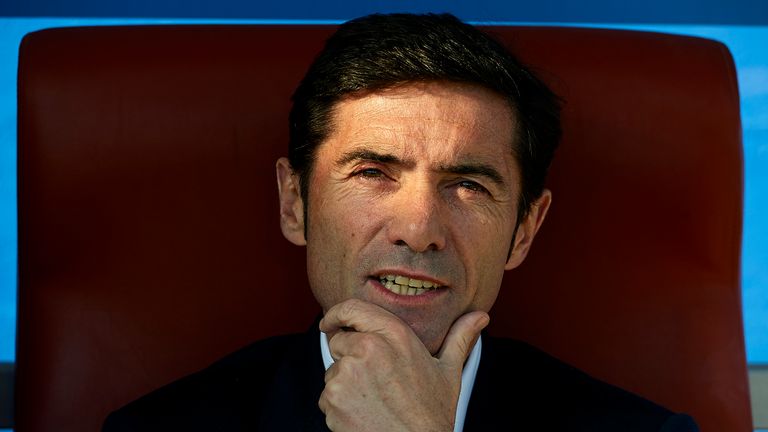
{"left": 276, "top": 157, "right": 307, "bottom": 246}
{"left": 504, "top": 189, "right": 552, "bottom": 270}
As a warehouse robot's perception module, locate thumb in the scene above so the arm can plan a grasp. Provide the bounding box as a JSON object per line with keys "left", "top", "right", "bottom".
{"left": 437, "top": 311, "right": 490, "bottom": 370}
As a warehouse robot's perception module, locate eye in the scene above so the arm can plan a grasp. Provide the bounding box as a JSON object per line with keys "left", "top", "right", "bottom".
{"left": 458, "top": 180, "right": 488, "bottom": 194}
{"left": 352, "top": 167, "right": 385, "bottom": 179}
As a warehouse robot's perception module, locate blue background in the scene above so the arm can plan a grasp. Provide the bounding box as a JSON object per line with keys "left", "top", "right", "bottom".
{"left": 0, "top": 1, "right": 766, "bottom": 365}
{"left": 2, "top": 0, "right": 768, "bottom": 24}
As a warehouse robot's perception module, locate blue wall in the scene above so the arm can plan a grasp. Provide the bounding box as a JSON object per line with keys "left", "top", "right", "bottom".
{"left": 1, "top": 1, "right": 767, "bottom": 364}
{"left": 2, "top": 0, "right": 767, "bottom": 24}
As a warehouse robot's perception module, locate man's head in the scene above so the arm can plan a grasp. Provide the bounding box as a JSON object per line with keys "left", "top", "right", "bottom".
{"left": 277, "top": 13, "right": 560, "bottom": 354}
{"left": 287, "top": 13, "right": 560, "bottom": 225}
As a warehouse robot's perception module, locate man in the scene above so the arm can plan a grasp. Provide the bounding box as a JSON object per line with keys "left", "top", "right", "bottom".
{"left": 104, "top": 13, "right": 698, "bottom": 431}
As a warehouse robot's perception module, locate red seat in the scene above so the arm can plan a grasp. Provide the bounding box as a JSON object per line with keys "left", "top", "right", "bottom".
{"left": 16, "top": 25, "right": 751, "bottom": 431}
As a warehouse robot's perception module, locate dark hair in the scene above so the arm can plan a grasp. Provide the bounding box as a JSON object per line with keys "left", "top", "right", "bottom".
{"left": 289, "top": 13, "right": 561, "bottom": 223}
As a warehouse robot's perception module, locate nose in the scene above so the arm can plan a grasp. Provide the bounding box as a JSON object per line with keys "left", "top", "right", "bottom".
{"left": 386, "top": 180, "right": 447, "bottom": 252}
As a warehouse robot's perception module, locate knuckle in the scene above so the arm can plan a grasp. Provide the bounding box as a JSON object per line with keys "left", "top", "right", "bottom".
{"left": 336, "top": 357, "right": 352, "bottom": 375}
{"left": 338, "top": 298, "right": 362, "bottom": 318}
{"left": 357, "top": 332, "right": 381, "bottom": 355}
{"left": 322, "top": 381, "right": 344, "bottom": 407}
{"left": 325, "top": 415, "right": 337, "bottom": 431}
{"left": 317, "top": 392, "right": 328, "bottom": 413}
{"left": 319, "top": 391, "right": 352, "bottom": 432}
{"left": 324, "top": 363, "right": 338, "bottom": 383}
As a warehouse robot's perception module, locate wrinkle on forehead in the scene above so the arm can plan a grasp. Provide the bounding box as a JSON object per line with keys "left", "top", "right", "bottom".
{"left": 327, "top": 81, "right": 517, "bottom": 172}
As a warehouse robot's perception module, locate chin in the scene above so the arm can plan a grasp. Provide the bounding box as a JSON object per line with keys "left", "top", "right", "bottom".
{"left": 410, "top": 325, "right": 449, "bottom": 355}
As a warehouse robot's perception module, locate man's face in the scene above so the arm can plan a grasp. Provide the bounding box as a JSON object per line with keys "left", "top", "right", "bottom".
{"left": 277, "top": 82, "right": 549, "bottom": 354}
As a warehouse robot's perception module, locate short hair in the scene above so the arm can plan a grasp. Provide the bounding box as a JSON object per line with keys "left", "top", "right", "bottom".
{"left": 288, "top": 13, "right": 561, "bottom": 224}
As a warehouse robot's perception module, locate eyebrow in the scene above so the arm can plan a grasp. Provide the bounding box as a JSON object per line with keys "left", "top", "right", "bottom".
{"left": 335, "top": 149, "right": 507, "bottom": 186}
{"left": 335, "top": 149, "right": 405, "bottom": 167}
{"left": 440, "top": 163, "right": 505, "bottom": 186}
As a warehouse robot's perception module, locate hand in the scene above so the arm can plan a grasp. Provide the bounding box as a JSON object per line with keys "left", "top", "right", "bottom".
{"left": 318, "top": 299, "right": 489, "bottom": 432}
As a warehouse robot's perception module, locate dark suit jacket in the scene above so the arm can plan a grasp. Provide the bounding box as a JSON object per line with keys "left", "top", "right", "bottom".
{"left": 103, "top": 328, "right": 698, "bottom": 431}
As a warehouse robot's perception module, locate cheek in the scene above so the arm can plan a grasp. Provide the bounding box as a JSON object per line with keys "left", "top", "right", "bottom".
{"left": 318, "top": 182, "right": 384, "bottom": 235}
{"left": 455, "top": 203, "right": 515, "bottom": 256}
{"left": 306, "top": 183, "right": 384, "bottom": 274}
{"left": 454, "top": 209, "right": 514, "bottom": 309}
{"left": 306, "top": 186, "right": 387, "bottom": 309}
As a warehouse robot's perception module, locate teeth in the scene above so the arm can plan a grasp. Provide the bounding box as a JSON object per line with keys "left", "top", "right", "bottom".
{"left": 408, "top": 279, "right": 422, "bottom": 288}
{"left": 379, "top": 274, "right": 441, "bottom": 296}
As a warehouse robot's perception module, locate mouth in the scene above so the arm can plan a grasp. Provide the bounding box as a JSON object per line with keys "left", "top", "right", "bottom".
{"left": 377, "top": 274, "right": 443, "bottom": 296}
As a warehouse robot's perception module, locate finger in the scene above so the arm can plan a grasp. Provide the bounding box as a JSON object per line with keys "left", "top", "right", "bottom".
{"left": 437, "top": 311, "right": 489, "bottom": 370}
{"left": 324, "top": 359, "right": 340, "bottom": 383}
{"left": 327, "top": 329, "right": 370, "bottom": 360}
{"left": 318, "top": 388, "right": 330, "bottom": 414}
{"left": 318, "top": 388, "right": 342, "bottom": 431}
{"left": 320, "top": 299, "right": 401, "bottom": 335}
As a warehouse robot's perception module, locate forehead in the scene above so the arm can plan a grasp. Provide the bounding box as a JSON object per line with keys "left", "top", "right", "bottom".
{"left": 320, "top": 82, "right": 518, "bottom": 173}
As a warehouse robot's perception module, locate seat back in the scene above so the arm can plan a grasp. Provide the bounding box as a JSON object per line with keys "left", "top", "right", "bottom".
{"left": 16, "top": 25, "right": 750, "bottom": 431}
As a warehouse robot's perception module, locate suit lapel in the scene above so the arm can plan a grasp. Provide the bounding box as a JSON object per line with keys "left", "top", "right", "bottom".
{"left": 256, "top": 326, "right": 330, "bottom": 432}
{"left": 463, "top": 333, "right": 498, "bottom": 431}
